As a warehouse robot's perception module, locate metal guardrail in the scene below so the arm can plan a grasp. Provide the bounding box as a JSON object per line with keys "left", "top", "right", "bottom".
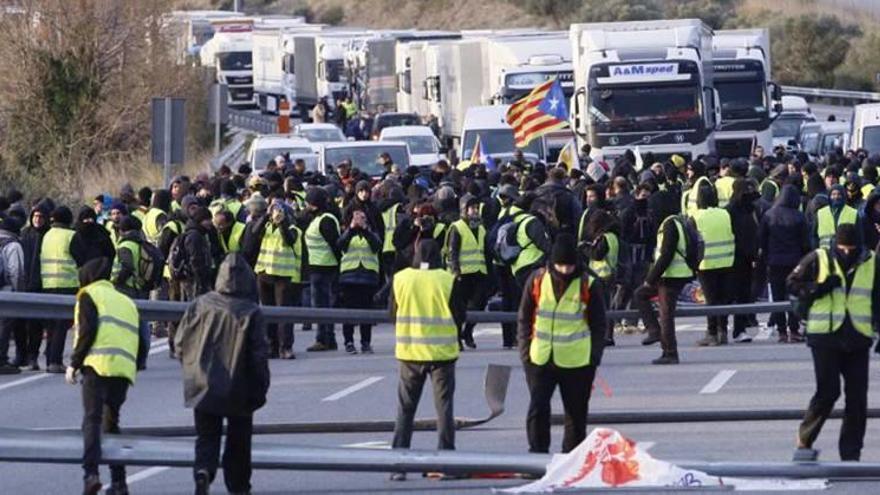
{"left": 228, "top": 108, "right": 278, "bottom": 135}
{"left": 0, "top": 291, "right": 791, "bottom": 323}
{"left": 208, "top": 131, "right": 249, "bottom": 171}
{"left": 781, "top": 85, "right": 880, "bottom": 104}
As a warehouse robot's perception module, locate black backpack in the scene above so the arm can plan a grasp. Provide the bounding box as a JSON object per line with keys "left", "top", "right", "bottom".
{"left": 167, "top": 233, "right": 190, "bottom": 281}
{"left": 136, "top": 240, "right": 165, "bottom": 292}
{"left": 673, "top": 215, "right": 704, "bottom": 272}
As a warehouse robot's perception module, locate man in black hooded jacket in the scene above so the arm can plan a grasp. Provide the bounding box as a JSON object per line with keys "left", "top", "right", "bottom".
{"left": 175, "top": 253, "right": 269, "bottom": 495}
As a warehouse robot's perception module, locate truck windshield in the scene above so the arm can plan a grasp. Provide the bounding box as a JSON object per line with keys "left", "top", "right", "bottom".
{"left": 217, "top": 51, "right": 252, "bottom": 71}
{"left": 325, "top": 59, "right": 344, "bottom": 83}
{"left": 589, "top": 85, "right": 701, "bottom": 132}
{"left": 325, "top": 145, "right": 410, "bottom": 177}
{"left": 462, "top": 129, "right": 544, "bottom": 160}
{"left": 716, "top": 80, "right": 766, "bottom": 119}
{"left": 863, "top": 126, "right": 880, "bottom": 153}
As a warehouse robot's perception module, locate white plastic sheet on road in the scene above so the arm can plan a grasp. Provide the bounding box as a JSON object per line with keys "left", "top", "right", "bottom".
{"left": 500, "top": 428, "right": 828, "bottom": 492}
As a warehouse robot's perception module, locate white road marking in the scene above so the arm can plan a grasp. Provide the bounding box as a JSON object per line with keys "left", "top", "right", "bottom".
{"left": 473, "top": 326, "right": 502, "bottom": 337}
{"left": 342, "top": 440, "right": 391, "bottom": 449}
{"left": 699, "top": 370, "right": 737, "bottom": 395}
{"left": 0, "top": 373, "right": 49, "bottom": 392}
{"left": 116, "top": 466, "right": 170, "bottom": 489}
{"left": 322, "top": 376, "right": 384, "bottom": 402}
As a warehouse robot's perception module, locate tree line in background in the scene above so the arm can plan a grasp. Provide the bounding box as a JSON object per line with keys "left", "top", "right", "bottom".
{"left": 0, "top": 0, "right": 211, "bottom": 204}
{"left": 510, "top": 0, "right": 880, "bottom": 91}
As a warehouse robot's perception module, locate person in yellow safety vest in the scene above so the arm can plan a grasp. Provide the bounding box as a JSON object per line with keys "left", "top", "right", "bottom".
{"left": 66, "top": 257, "right": 146, "bottom": 495}
{"left": 41, "top": 206, "right": 81, "bottom": 373}
{"left": 341, "top": 96, "right": 358, "bottom": 120}
{"left": 380, "top": 190, "right": 405, "bottom": 280}
{"left": 254, "top": 200, "right": 302, "bottom": 360}
{"left": 517, "top": 233, "right": 607, "bottom": 454}
{"left": 682, "top": 175, "right": 713, "bottom": 218}
{"left": 861, "top": 164, "right": 877, "bottom": 199}
{"left": 510, "top": 194, "right": 552, "bottom": 287}
{"left": 494, "top": 184, "right": 524, "bottom": 349}
{"left": 691, "top": 181, "right": 736, "bottom": 347}
{"left": 845, "top": 175, "right": 866, "bottom": 210}
{"left": 634, "top": 213, "right": 695, "bottom": 365}
{"left": 714, "top": 159, "right": 736, "bottom": 208}
{"left": 111, "top": 216, "right": 148, "bottom": 300}
{"left": 446, "top": 195, "right": 491, "bottom": 350}
{"left": 133, "top": 187, "right": 151, "bottom": 222}
{"left": 814, "top": 184, "right": 860, "bottom": 250}
{"left": 338, "top": 209, "right": 382, "bottom": 354}
{"left": 169, "top": 176, "right": 191, "bottom": 213}
{"left": 104, "top": 202, "right": 128, "bottom": 247}
{"left": 388, "top": 240, "right": 466, "bottom": 482}
{"left": 142, "top": 189, "right": 173, "bottom": 246}
{"left": 213, "top": 210, "right": 245, "bottom": 254}
{"left": 576, "top": 194, "right": 619, "bottom": 346}
{"left": 304, "top": 188, "right": 342, "bottom": 352}
{"left": 786, "top": 224, "right": 879, "bottom": 462}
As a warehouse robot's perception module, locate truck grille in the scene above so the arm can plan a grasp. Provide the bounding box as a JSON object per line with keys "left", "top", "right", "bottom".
{"left": 717, "top": 139, "right": 753, "bottom": 159}
{"left": 226, "top": 76, "right": 252, "bottom": 85}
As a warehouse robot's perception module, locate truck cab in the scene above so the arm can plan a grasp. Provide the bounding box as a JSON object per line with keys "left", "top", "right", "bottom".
{"left": 200, "top": 19, "right": 256, "bottom": 107}
{"left": 570, "top": 19, "right": 718, "bottom": 164}
{"left": 852, "top": 103, "right": 880, "bottom": 155}
{"left": 712, "top": 29, "right": 781, "bottom": 158}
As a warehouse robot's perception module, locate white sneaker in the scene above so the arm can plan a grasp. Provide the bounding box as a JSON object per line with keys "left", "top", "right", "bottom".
{"left": 733, "top": 332, "right": 753, "bottom": 343}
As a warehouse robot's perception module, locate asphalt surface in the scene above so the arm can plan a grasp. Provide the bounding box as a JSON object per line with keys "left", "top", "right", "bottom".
{"left": 2, "top": 316, "right": 880, "bottom": 494}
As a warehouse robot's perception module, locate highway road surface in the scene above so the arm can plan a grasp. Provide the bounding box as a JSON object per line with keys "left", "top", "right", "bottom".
{"left": 2, "top": 318, "right": 880, "bottom": 493}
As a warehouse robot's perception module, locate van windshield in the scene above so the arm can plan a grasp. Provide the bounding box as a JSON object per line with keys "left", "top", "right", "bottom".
{"left": 462, "top": 129, "right": 544, "bottom": 160}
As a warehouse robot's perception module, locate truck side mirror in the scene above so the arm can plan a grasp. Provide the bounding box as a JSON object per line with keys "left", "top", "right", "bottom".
{"left": 768, "top": 81, "right": 782, "bottom": 102}
{"left": 773, "top": 102, "right": 783, "bottom": 113}
{"left": 572, "top": 87, "right": 587, "bottom": 138}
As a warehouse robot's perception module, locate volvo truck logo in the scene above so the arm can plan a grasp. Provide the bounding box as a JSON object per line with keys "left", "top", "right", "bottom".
{"left": 641, "top": 135, "right": 651, "bottom": 143}
{"left": 674, "top": 134, "right": 685, "bottom": 143}
{"left": 609, "top": 136, "right": 619, "bottom": 145}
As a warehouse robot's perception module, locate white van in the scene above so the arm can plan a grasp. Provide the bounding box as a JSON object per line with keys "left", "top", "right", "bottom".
{"left": 247, "top": 135, "right": 318, "bottom": 173}
{"left": 459, "top": 105, "right": 546, "bottom": 164}
{"left": 379, "top": 126, "right": 442, "bottom": 168}
{"left": 852, "top": 103, "right": 880, "bottom": 154}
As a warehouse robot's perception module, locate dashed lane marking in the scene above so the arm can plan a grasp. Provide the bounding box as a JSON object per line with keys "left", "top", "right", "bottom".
{"left": 114, "top": 466, "right": 170, "bottom": 490}
{"left": 322, "top": 376, "right": 384, "bottom": 402}
{"left": 699, "top": 369, "right": 737, "bottom": 395}
{"left": 0, "top": 373, "right": 50, "bottom": 392}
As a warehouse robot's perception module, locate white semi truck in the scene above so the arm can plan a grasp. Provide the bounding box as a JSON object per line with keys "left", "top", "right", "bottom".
{"left": 251, "top": 21, "right": 322, "bottom": 114}
{"left": 200, "top": 18, "right": 257, "bottom": 107}
{"left": 712, "top": 29, "right": 781, "bottom": 158}
{"left": 482, "top": 33, "right": 574, "bottom": 105}
{"left": 162, "top": 10, "right": 239, "bottom": 65}
{"left": 569, "top": 19, "right": 719, "bottom": 164}
{"left": 293, "top": 30, "right": 370, "bottom": 121}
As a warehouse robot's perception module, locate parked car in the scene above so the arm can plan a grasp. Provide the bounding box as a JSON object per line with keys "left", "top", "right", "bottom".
{"left": 370, "top": 112, "right": 421, "bottom": 140}
{"left": 246, "top": 135, "right": 318, "bottom": 173}
{"left": 291, "top": 123, "right": 346, "bottom": 143}
{"left": 319, "top": 141, "right": 410, "bottom": 178}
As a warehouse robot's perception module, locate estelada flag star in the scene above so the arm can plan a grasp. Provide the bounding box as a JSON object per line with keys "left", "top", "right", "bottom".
{"left": 506, "top": 78, "right": 570, "bottom": 149}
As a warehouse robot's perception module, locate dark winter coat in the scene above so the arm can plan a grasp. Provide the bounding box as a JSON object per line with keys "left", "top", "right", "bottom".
{"left": 175, "top": 254, "right": 270, "bottom": 416}
{"left": 759, "top": 185, "right": 810, "bottom": 268}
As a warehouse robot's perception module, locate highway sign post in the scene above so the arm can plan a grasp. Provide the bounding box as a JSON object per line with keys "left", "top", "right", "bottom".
{"left": 208, "top": 84, "right": 229, "bottom": 156}
{"left": 151, "top": 97, "right": 186, "bottom": 187}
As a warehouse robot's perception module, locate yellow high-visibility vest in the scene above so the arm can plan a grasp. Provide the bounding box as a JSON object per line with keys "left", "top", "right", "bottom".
{"left": 382, "top": 203, "right": 399, "bottom": 254}
{"left": 816, "top": 205, "right": 858, "bottom": 250}
{"left": 305, "top": 213, "right": 340, "bottom": 267}
{"left": 449, "top": 219, "right": 487, "bottom": 275}
{"left": 512, "top": 215, "right": 544, "bottom": 276}
{"left": 693, "top": 207, "right": 735, "bottom": 270}
{"left": 111, "top": 239, "right": 141, "bottom": 290}
{"left": 340, "top": 234, "right": 379, "bottom": 274}
{"left": 41, "top": 227, "right": 78, "bottom": 290}
{"left": 219, "top": 222, "right": 245, "bottom": 254}
{"left": 654, "top": 216, "right": 693, "bottom": 279}
{"left": 808, "top": 249, "right": 875, "bottom": 338}
{"left": 142, "top": 208, "right": 165, "bottom": 245}
{"left": 255, "top": 223, "right": 302, "bottom": 282}
{"left": 393, "top": 268, "right": 459, "bottom": 362}
{"left": 74, "top": 280, "right": 140, "bottom": 384}
{"left": 589, "top": 232, "right": 618, "bottom": 279}
{"left": 715, "top": 176, "right": 735, "bottom": 208}
{"left": 529, "top": 270, "right": 592, "bottom": 368}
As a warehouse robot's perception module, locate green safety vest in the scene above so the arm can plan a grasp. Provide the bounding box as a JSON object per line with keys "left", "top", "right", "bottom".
{"left": 142, "top": 208, "right": 165, "bottom": 244}
{"left": 74, "top": 280, "right": 140, "bottom": 384}
{"left": 693, "top": 207, "right": 735, "bottom": 270}
{"left": 343, "top": 101, "right": 358, "bottom": 119}
{"left": 715, "top": 176, "right": 735, "bottom": 208}
{"left": 807, "top": 249, "right": 875, "bottom": 338}
{"left": 131, "top": 208, "right": 146, "bottom": 222}
{"left": 219, "top": 222, "right": 245, "bottom": 254}
{"left": 382, "top": 203, "right": 399, "bottom": 254}
{"left": 589, "top": 232, "right": 619, "bottom": 280}
{"left": 682, "top": 176, "right": 713, "bottom": 217}
{"left": 861, "top": 183, "right": 875, "bottom": 199}
{"left": 255, "top": 223, "right": 302, "bottom": 282}
{"left": 816, "top": 205, "right": 858, "bottom": 250}
{"left": 512, "top": 215, "right": 544, "bottom": 276}
{"left": 105, "top": 222, "right": 119, "bottom": 246}
{"left": 111, "top": 239, "right": 141, "bottom": 291}
{"left": 760, "top": 179, "right": 779, "bottom": 202}
{"left": 576, "top": 208, "right": 590, "bottom": 243}
{"left": 449, "top": 219, "right": 487, "bottom": 275}
{"left": 655, "top": 216, "right": 693, "bottom": 279}
{"left": 291, "top": 191, "right": 306, "bottom": 211}
{"left": 161, "top": 221, "right": 181, "bottom": 280}
{"left": 340, "top": 234, "right": 379, "bottom": 274}
{"left": 529, "top": 269, "right": 592, "bottom": 368}
{"left": 305, "top": 213, "right": 340, "bottom": 267}
{"left": 393, "top": 268, "right": 459, "bottom": 362}
{"left": 41, "top": 227, "right": 79, "bottom": 289}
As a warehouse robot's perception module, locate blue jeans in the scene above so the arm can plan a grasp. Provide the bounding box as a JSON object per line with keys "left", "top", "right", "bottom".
{"left": 309, "top": 272, "right": 337, "bottom": 346}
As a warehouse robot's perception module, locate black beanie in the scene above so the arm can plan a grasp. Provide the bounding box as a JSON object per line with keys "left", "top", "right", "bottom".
{"left": 836, "top": 223, "right": 858, "bottom": 247}
{"left": 119, "top": 216, "right": 141, "bottom": 232}
{"left": 551, "top": 233, "right": 578, "bottom": 265}
{"left": 50, "top": 206, "right": 73, "bottom": 226}
{"left": 191, "top": 206, "right": 212, "bottom": 224}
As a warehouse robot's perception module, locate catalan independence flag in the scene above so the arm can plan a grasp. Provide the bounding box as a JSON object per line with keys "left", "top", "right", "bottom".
{"left": 506, "top": 78, "right": 569, "bottom": 149}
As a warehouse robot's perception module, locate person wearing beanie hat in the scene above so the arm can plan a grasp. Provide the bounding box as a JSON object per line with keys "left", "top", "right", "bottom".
{"left": 388, "top": 239, "right": 466, "bottom": 480}
{"left": 177, "top": 206, "right": 216, "bottom": 304}
{"left": 814, "top": 184, "right": 859, "bottom": 250}
{"left": 72, "top": 205, "right": 115, "bottom": 271}
{"left": 41, "top": 205, "right": 81, "bottom": 372}
{"left": 112, "top": 214, "right": 149, "bottom": 300}
{"left": 517, "top": 232, "right": 607, "bottom": 454}
{"left": 304, "top": 185, "right": 342, "bottom": 352}
{"left": 787, "top": 222, "right": 880, "bottom": 463}
{"left": 16, "top": 199, "right": 53, "bottom": 371}
{"left": 0, "top": 213, "right": 24, "bottom": 374}
{"left": 446, "top": 193, "right": 490, "bottom": 350}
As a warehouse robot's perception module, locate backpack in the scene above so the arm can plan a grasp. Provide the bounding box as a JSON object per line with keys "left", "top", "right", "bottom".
{"left": 136, "top": 240, "right": 165, "bottom": 292}
{"left": 493, "top": 216, "right": 531, "bottom": 264}
{"left": 673, "top": 215, "right": 704, "bottom": 272}
{"left": 167, "top": 232, "right": 190, "bottom": 281}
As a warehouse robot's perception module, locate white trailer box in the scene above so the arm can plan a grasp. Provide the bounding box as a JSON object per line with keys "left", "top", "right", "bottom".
{"left": 852, "top": 103, "right": 880, "bottom": 154}
{"left": 570, "top": 19, "right": 718, "bottom": 163}
{"left": 252, "top": 22, "right": 323, "bottom": 114}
